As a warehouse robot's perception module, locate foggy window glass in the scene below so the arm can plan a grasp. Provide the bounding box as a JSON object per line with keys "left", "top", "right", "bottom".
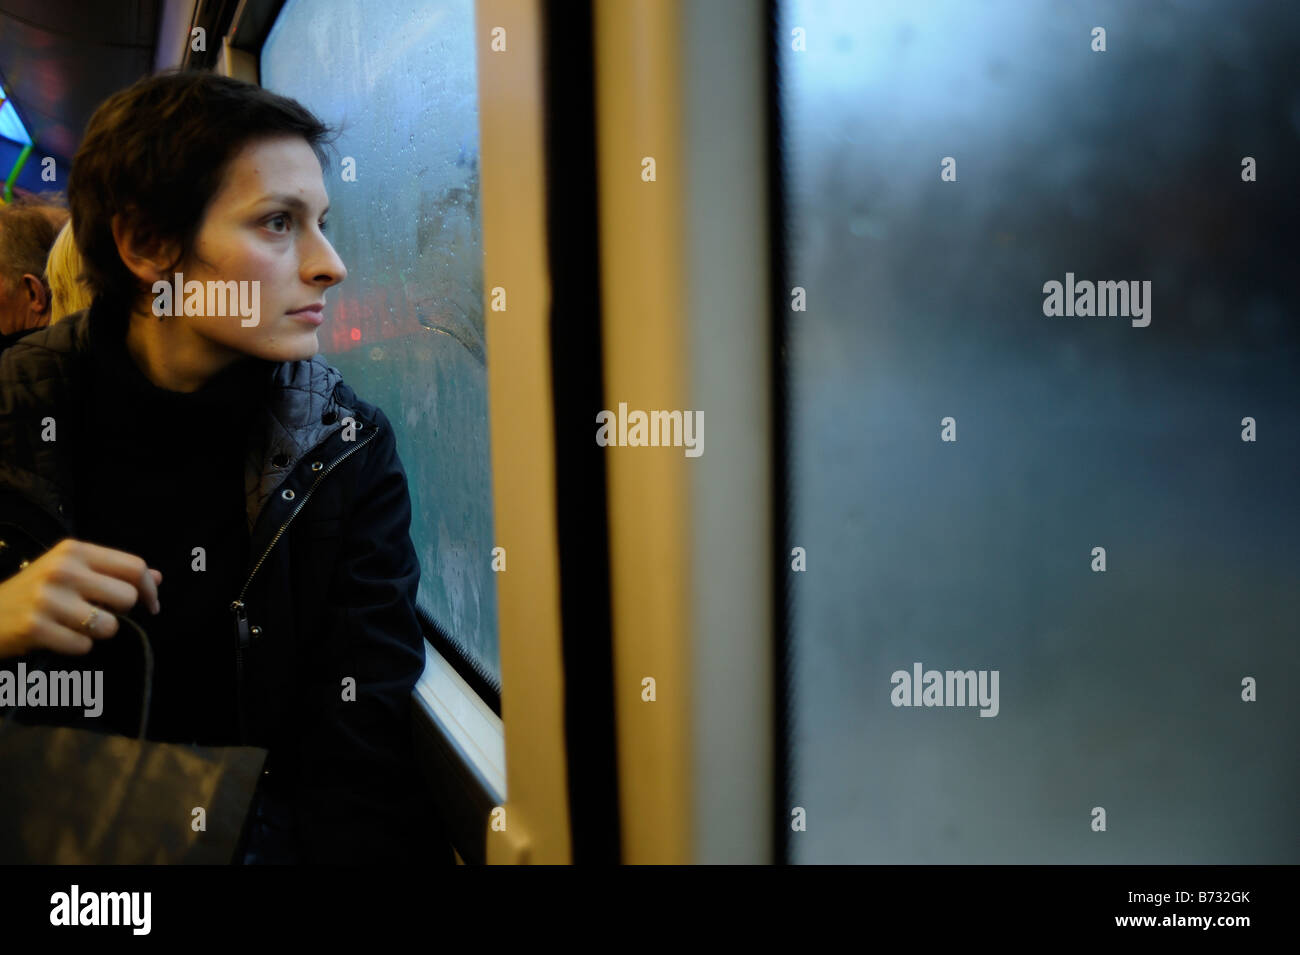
{"left": 263, "top": 0, "right": 499, "bottom": 688}
{"left": 780, "top": 0, "right": 1299, "bottom": 862}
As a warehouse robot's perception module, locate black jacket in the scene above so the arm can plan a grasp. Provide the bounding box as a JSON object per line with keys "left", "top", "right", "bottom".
{"left": 0, "top": 307, "right": 443, "bottom": 864}
{"left": 0, "top": 326, "right": 39, "bottom": 356}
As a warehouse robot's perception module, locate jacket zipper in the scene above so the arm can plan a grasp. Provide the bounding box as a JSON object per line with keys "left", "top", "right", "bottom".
{"left": 231, "top": 425, "right": 380, "bottom": 742}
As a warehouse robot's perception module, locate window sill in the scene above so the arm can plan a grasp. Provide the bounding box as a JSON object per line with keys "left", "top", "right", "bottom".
{"left": 411, "top": 640, "right": 505, "bottom": 865}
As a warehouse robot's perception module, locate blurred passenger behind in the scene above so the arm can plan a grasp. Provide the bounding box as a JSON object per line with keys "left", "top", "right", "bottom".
{"left": 22, "top": 193, "right": 70, "bottom": 233}
{"left": 45, "top": 221, "right": 94, "bottom": 323}
{"left": 0, "top": 197, "right": 68, "bottom": 349}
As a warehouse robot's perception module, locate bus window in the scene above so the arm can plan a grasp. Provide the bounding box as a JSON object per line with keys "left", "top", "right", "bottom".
{"left": 262, "top": 0, "right": 500, "bottom": 691}
{"left": 779, "top": 0, "right": 1299, "bottom": 862}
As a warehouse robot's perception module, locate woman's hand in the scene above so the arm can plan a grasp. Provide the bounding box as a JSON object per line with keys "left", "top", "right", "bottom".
{"left": 0, "top": 539, "right": 162, "bottom": 660}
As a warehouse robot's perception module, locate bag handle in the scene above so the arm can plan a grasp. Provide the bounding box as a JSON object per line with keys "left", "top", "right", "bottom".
{"left": 0, "top": 611, "right": 154, "bottom": 740}
{"left": 118, "top": 613, "right": 154, "bottom": 739}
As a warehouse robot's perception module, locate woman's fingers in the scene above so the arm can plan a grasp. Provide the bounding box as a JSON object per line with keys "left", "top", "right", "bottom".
{"left": 0, "top": 540, "right": 163, "bottom": 659}
{"left": 29, "top": 616, "right": 96, "bottom": 656}
{"left": 59, "top": 540, "right": 161, "bottom": 615}
{"left": 56, "top": 595, "right": 121, "bottom": 642}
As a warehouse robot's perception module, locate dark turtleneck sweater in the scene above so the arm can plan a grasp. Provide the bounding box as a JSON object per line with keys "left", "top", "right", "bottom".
{"left": 72, "top": 302, "right": 275, "bottom": 745}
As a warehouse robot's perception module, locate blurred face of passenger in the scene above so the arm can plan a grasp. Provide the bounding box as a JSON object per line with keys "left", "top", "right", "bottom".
{"left": 116, "top": 135, "right": 346, "bottom": 388}
{"left": 0, "top": 242, "right": 51, "bottom": 336}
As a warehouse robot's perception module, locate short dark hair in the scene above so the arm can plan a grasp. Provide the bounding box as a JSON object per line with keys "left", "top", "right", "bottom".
{"left": 69, "top": 70, "right": 335, "bottom": 306}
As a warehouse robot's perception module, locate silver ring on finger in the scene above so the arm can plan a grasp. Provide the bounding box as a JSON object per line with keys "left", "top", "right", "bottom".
{"left": 81, "top": 608, "right": 101, "bottom": 634}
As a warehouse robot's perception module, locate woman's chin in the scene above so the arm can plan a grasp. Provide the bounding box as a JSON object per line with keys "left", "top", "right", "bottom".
{"left": 260, "top": 333, "right": 320, "bottom": 363}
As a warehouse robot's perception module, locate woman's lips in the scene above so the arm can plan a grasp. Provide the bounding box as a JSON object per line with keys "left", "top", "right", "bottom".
{"left": 288, "top": 304, "right": 324, "bottom": 325}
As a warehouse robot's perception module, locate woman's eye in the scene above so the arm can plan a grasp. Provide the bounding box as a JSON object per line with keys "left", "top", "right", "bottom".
{"left": 266, "top": 213, "right": 290, "bottom": 232}
{"left": 319, "top": 219, "right": 328, "bottom": 233}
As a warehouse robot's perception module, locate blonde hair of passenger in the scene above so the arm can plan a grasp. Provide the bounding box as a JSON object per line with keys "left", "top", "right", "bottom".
{"left": 46, "top": 221, "right": 94, "bottom": 323}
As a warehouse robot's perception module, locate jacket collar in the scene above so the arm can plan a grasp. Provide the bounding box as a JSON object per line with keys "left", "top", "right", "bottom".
{"left": 0, "top": 305, "right": 353, "bottom": 539}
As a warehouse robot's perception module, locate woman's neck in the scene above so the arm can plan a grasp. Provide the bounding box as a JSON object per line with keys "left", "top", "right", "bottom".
{"left": 123, "top": 302, "right": 246, "bottom": 394}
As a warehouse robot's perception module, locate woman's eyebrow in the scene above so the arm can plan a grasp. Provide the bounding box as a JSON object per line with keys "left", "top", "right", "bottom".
{"left": 256, "top": 194, "right": 330, "bottom": 216}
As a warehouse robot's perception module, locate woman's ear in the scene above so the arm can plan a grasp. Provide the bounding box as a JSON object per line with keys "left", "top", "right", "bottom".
{"left": 110, "top": 213, "right": 181, "bottom": 286}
